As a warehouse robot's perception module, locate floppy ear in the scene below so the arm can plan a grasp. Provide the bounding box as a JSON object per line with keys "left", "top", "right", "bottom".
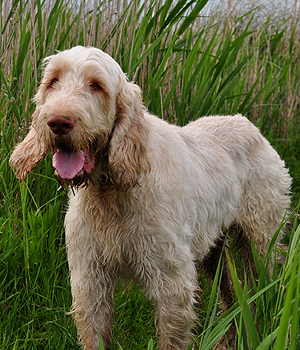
{"left": 9, "top": 126, "right": 47, "bottom": 181}
{"left": 108, "top": 81, "right": 150, "bottom": 191}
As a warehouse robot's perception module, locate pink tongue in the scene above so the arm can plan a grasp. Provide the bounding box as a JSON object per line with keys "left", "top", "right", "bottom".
{"left": 53, "top": 149, "right": 84, "bottom": 179}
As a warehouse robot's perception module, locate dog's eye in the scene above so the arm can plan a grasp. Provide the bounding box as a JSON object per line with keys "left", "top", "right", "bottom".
{"left": 48, "top": 78, "right": 58, "bottom": 88}
{"left": 90, "top": 82, "right": 102, "bottom": 91}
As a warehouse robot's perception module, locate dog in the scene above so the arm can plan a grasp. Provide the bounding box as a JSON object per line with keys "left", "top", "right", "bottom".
{"left": 9, "top": 46, "right": 291, "bottom": 350}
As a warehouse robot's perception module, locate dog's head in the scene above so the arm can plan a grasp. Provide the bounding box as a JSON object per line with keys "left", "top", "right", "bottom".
{"left": 12, "top": 46, "right": 150, "bottom": 191}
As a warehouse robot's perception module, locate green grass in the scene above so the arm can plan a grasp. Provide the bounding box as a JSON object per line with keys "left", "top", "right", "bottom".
{"left": 1, "top": 0, "right": 300, "bottom": 349}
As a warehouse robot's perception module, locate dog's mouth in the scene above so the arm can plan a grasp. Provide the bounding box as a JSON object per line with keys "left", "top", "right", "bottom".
{"left": 51, "top": 139, "right": 110, "bottom": 189}
{"left": 53, "top": 147, "right": 95, "bottom": 180}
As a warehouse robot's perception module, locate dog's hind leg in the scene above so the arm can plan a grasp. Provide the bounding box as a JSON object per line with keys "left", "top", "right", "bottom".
{"left": 235, "top": 141, "right": 291, "bottom": 274}
{"left": 201, "top": 236, "right": 236, "bottom": 350}
{"left": 201, "top": 236, "right": 233, "bottom": 311}
{"left": 236, "top": 184, "right": 290, "bottom": 275}
{"left": 231, "top": 224, "right": 258, "bottom": 287}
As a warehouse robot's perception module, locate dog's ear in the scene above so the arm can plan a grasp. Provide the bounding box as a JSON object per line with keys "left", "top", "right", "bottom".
{"left": 9, "top": 126, "right": 47, "bottom": 181}
{"left": 108, "top": 81, "right": 150, "bottom": 191}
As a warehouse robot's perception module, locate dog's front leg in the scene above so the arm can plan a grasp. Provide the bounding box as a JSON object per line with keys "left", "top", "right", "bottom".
{"left": 70, "top": 266, "right": 116, "bottom": 350}
{"left": 139, "top": 252, "right": 197, "bottom": 350}
{"left": 154, "top": 278, "right": 197, "bottom": 350}
{"left": 65, "top": 208, "right": 117, "bottom": 350}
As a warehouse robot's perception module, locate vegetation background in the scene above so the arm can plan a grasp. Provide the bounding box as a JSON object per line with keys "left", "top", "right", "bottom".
{"left": 1, "top": 0, "right": 300, "bottom": 349}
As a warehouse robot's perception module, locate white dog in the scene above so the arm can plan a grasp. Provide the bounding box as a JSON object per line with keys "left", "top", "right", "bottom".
{"left": 10, "top": 46, "right": 291, "bottom": 350}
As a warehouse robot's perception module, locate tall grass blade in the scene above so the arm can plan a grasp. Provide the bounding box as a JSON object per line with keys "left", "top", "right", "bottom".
{"left": 274, "top": 259, "right": 297, "bottom": 350}
{"left": 147, "top": 339, "right": 154, "bottom": 350}
{"left": 0, "top": 67, "right": 21, "bottom": 124}
{"left": 226, "top": 252, "right": 260, "bottom": 349}
{"left": 255, "top": 328, "right": 279, "bottom": 350}
{"left": 177, "top": 0, "right": 210, "bottom": 36}
{"left": 290, "top": 265, "right": 300, "bottom": 350}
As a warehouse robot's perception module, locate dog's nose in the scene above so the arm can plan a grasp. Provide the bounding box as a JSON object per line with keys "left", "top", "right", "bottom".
{"left": 47, "top": 115, "right": 76, "bottom": 135}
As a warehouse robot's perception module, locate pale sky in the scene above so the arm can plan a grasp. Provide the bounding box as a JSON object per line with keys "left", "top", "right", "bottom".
{"left": 201, "top": 0, "right": 300, "bottom": 17}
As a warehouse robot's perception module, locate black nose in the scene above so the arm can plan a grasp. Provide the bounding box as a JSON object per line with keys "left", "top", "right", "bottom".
{"left": 47, "top": 115, "right": 76, "bottom": 135}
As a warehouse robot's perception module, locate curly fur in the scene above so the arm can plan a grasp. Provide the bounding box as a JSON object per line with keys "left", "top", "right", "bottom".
{"left": 10, "top": 46, "right": 291, "bottom": 350}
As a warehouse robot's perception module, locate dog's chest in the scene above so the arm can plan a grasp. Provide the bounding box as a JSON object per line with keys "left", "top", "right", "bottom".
{"left": 67, "top": 186, "right": 149, "bottom": 259}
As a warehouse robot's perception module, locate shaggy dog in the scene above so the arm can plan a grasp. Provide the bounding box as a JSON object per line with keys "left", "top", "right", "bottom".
{"left": 10, "top": 46, "right": 291, "bottom": 350}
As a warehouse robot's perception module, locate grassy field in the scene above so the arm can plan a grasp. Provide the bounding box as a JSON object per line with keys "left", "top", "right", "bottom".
{"left": 1, "top": 0, "right": 300, "bottom": 349}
